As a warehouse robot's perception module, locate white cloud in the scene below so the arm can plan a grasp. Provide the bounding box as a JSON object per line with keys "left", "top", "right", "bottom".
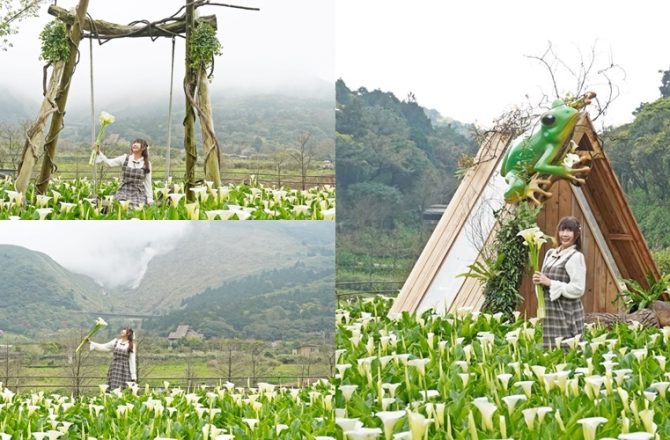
{"left": 0, "top": 221, "right": 194, "bottom": 288}
{"left": 336, "top": 0, "right": 670, "bottom": 127}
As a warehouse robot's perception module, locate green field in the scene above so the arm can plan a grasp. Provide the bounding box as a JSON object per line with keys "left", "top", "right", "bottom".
{"left": 11, "top": 146, "right": 335, "bottom": 188}
{"left": 2, "top": 337, "right": 333, "bottom": 395}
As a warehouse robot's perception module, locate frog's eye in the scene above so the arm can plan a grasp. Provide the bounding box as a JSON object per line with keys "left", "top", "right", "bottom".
{"left": 541, "top": 114, "right": 556, "bottom": 126}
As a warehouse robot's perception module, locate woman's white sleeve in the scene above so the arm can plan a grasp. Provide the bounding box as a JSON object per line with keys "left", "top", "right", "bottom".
{"left": 144, "top": 163, "right": 153, "bottom": 204}
{"left": 96, "top": 153, "right": 126, "bottom": 167}
{"left": 548, "top": 252, "right": 586, "bottom": 300}
{"left": 90, "top": 339, "right": 117, "bottom": 352}
{"left": 129, "top": 345, "right": 137, "bottom": 381}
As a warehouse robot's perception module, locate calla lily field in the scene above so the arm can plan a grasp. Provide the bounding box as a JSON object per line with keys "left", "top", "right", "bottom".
{"left": 4, "top": 296, "right": 669, "bottom": 439}
{"left": 0, "top": 177, "right": 335, "bottom": 220}
{"left": 0, "top": 381, "right": 338, "bottom": 439}
{"left": 334, "top": 296, "right": 670, "bottom": 439}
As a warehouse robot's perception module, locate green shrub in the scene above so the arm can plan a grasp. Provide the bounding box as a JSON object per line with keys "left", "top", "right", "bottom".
{"left": 39, "top": 20, "right": 69, "bottom": 62}
{"left": 653, "top": 248, "right": 670, "bottom": 275}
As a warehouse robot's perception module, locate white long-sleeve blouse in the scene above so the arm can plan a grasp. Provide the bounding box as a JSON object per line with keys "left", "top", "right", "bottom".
{"left": 541, "top": 244, "right": 587, "bottom": 301}
{"left": 96, "top": 152, "right": 153, "bottom": 204}
{"left": 90, "top": 339, "right": 137, "bottom": 381}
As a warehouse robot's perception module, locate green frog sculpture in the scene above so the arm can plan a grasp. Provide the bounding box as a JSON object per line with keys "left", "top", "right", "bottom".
{"left": 500, "top": 92, "right": 595, "bottom": 204}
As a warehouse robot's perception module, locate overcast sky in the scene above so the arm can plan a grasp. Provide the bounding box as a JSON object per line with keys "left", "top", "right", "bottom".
{"left": 0, "top": 221, "right": 194, "bottom": 289}
{"left": 0, "top": 0, "right": 334, "bottom": 105}
{"left": 336, "top": 1, "right": 670, "bottom": 128}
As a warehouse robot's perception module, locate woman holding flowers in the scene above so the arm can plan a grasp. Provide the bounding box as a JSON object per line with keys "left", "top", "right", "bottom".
{"left": 96, "top": 139, "right": 153, "bottom": 208}
{"left": 89, "top": 327, "right": 137, "bottom": 390}
{"left": 532, "top": 216, "right": 586, "bottom": 348}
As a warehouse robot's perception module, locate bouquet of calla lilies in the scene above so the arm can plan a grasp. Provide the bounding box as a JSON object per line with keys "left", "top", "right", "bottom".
{"left": 75, "top": 317, "right": 108, "bottom": 353}
{"left": 89, "top": 111, "right": 115, "bottom": 165}
{"left": 517, "top": 225, "right": 552, "bottom": 319}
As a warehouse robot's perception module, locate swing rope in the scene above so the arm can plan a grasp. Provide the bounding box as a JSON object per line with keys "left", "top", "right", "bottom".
{"left": 89, "top": 32, "right": 97, "bottom": 199}
{"left": 87, "top": 21, "right": 177, "bottom": 192}
{"left": 166, "top": 36, "right": 176, "bottom": 179}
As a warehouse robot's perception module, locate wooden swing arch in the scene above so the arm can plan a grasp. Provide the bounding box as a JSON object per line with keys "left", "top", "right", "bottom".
{"left": 15, "top": 0, "right": 259, "bottom": 199}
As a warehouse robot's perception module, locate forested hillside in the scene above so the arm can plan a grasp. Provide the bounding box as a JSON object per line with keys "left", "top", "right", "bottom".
{"left": 143, "top": 263, "right": 334, "bottom": 341}
{"left": 604, "top": 96, "right": 670, "bottom": 254}
{"left": 0, "top": 245, "right": 105, "bottom": 335}
{"left": 336, "top": 79, "right": 478, "bottom": 285}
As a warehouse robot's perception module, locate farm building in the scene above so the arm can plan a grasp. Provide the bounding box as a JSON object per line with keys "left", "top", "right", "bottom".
{"left": 167, "top": 325, "right": 204, "bottom": 341}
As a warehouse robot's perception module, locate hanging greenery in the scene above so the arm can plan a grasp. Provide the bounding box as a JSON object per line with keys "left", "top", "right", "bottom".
{"left": 477, "top": 202, "right": 541, "bottom": 318}
{"left": 39, "top": 20, "right": 69, "bottom": 63}
{"left": 189, "top": 22, "right": 222, "bottom": 70}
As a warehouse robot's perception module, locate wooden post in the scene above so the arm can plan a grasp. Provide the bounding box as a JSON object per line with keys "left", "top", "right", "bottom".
{"left": 36, "top": 0, "right": 90, "bottom": 194}
{"left": 197, "top": 68, "right": 222, "bottom": 188}
{"left": 15, "top": 62, "right": 65, "bottom": 193}
{"left": 183, "top": 0, "right": 197, "bottom": 199}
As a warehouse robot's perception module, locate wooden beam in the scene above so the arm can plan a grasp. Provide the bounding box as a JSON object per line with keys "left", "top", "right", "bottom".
{"left": 47, "top": 5, "right": 217, "bottom": 39}
{"left": 608, "top": 234, "right": 634, "bottom": 241}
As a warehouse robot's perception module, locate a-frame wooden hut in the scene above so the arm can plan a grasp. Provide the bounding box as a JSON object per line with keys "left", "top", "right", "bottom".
{"left": 390, "top": 114, "right": 659, "bottom": 317}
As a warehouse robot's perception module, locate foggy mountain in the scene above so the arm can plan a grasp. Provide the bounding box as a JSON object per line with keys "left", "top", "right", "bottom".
{"left": 0, "top": 223, "right": 334, "bottom": 337}
{"left": 0, "top": 79, "right": 334, "bottom": 157}
{"left": 124, "top": 222, "right": 334, "bottom": 312}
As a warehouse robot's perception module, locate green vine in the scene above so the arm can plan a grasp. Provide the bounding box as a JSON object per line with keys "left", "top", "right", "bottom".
{"left": 39, "top": 20, "right": 69, "bottom": 63}
{"left": 189, "top": 23, "right": 222, "bottom": 70}
{"left": 478, "top": 202, "right": 541, "bottom": 318}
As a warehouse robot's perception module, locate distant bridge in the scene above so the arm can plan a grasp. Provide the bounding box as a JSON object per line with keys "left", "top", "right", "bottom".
{"left": 78, "top": 311, "right": 160, "bottom": 319}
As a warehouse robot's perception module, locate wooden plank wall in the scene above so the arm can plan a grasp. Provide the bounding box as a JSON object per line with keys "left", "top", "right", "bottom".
{"left": 580, "top": 158, "right": 651, "bottom": 284}
{"left": 518, "top": 179, "right": 621, "bottom": 317}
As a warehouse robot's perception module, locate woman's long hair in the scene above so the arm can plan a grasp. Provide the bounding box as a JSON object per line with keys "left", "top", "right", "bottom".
{"left": 124, "top": 327, "right": 134, "bottom": 353}
{"left": 556, "top": 216, "right": 582, "bottom": 251}
{"left": 131, "top": 139, "right": 150, "bottom": 175}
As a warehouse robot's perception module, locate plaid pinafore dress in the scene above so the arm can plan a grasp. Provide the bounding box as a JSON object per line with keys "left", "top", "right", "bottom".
{"left": 115, "top": 155, "right": 147, "bottom": 208}
{"left": 107, "top": 340, "right": 132, "bottom": 390}
{"left": 542, "top": 248, "right": 585, "bottom": 348}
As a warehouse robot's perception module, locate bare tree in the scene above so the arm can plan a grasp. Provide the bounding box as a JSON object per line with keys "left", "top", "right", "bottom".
{"left": 298, "top": 350, "right": 313, "bottom": 387}
{"left": 216, "top": 340, "right": 244, "bottom": 383}
{"left": 249, "top": 341, "right": 272, "bottom": 385}
{"left": 288, "top": 133, "right": 313, "bottom": 190}
{"left": 326, "top": 349, "right": 335, "bottom": 377}
{"left": 524, "top": 41, "right": 624, "bottom": 125}
{"left": 272, "top": 150, "right": 291, "bottom": 187}
{"left": 0, "top": 122, "right": 26, "bottom": 168}
{"left": 134, "top": 332, "right": 155, "bottom": 385}
{"left": 1, "top": 338, "right": 23, "bottom": 390}
{"left": 63, "top": 330, "right": 95, "bottom": 397}
{"left": 184, "top": 356, "right": 197, "bottom": 390}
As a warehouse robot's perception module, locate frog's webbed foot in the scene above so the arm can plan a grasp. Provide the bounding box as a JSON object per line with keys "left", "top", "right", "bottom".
{"left": 525, "top": 175, "right": 553, "bottom": 206}
{"left": 568, "top": 140, "right": 579, "bottom": 154}
{"left": 567, "top": 157, "right": 592, "bottom": 186}
{"left": 561, "top": 148, "right": 593, "bottom": 186}
{"left": 568, "top": 175, "right": 587, "bottom": 187}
